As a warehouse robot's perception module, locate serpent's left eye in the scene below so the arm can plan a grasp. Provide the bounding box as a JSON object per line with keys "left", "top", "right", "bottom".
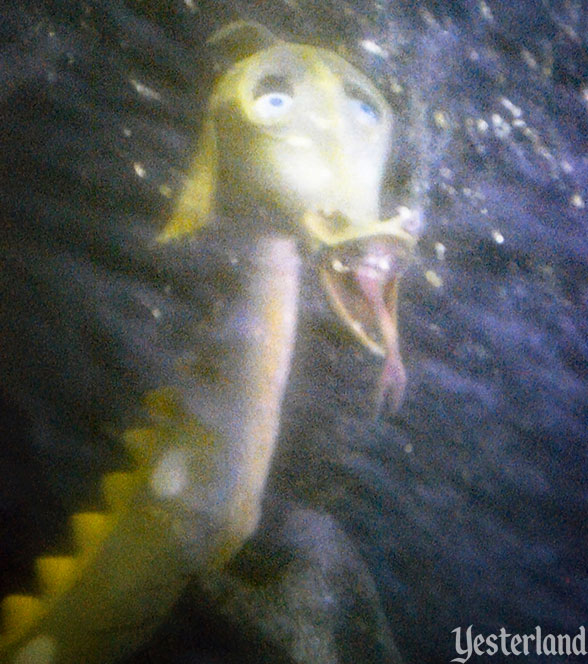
{"left": 253, "top": 74, "right": 294, "bottom": 120}
{"left": 253, "top": 92, "right": 293, "bottom": 119}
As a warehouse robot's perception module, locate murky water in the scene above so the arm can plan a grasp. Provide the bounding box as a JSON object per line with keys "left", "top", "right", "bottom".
{"left": 0, "top": 1, "right": 586, "bottom": 663}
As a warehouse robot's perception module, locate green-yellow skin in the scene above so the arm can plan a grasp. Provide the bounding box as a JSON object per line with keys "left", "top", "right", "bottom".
{"left": 0, "top": 22, "right": 416, "bottom": 664}
{"left": 161, "top": 25, "right": 414, "bottom": 247}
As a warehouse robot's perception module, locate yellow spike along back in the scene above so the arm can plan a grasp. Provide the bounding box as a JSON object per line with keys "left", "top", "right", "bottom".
{"left": 0, "top": 16, "right": 413, "bottom": 663}
{"left": 1, "top": 595, "right": 43, "bottom": 635}
{"left": 70, "top": 513, "right": 114, "bottom": 555}
{"left": 102, "top": 472, "right": 140, "bottom": 512}
{"left": 35, "top": 557, "right": 77, "bottom": 598}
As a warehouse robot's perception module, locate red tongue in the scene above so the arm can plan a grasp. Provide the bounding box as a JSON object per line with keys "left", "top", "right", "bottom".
{"left": 320, "top": 239, "right": 409, "bottom": 413}
{"left": 353, "top": 265, "right": 406, "bottom": 412}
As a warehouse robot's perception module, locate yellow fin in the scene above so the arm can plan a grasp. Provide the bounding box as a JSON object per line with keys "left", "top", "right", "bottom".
{"left": 35, "top": 556, "right": 77, "bottom": 596}
{"left": 1, "top": 595, "right": 43, "bottom": 634}
{"left": 157, "top": 118, "right": 217, "bottom": 243}
{"left": 70, "top": 512, "right": 113, "bottom": 554}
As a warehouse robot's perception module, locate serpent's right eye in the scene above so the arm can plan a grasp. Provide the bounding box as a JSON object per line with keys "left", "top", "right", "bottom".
{"left": 344, "top": 83, "right": 382, "bottom": 126}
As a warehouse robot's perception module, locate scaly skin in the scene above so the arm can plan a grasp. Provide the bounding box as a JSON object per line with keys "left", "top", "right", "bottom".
{"left": 0, "top": 21, "right": 417, "bottom": 664}
{"left": 0, "top": 237, "right": 300, "bottom": 664}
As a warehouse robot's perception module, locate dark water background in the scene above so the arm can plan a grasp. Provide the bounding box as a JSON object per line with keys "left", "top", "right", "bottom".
{"left": 0, "top": 1, "right": 586, "bottom": 663}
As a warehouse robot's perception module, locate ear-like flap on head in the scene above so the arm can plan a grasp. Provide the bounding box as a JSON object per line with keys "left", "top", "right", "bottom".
{"left": 157, "top": 116, "right": 218, "bottom": 243}
{"left": 207, "top": 21, "right": 278, "bottom": 67}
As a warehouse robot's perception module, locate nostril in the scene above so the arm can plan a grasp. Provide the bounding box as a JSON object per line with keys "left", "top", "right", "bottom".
{"left": 306, "top": 111, "right": 331, "bottom": 130}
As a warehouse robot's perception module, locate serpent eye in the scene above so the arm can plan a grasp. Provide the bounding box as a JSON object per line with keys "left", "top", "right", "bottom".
{"left": 344, "top": 83, "right": 381, "bottom": 126}
{"left": 349, "top": 98, "right": 379, "bottom": 124}
{"left": 253, "top": 92, "right": 293, "bottom": 119}
{"left": 253, "top": 74, "right": 294, "bottom": 120}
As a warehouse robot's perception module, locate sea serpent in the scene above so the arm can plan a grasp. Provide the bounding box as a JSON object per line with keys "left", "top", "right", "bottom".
{"left": 0, "top": 21, "right": 418, "bottom": 664}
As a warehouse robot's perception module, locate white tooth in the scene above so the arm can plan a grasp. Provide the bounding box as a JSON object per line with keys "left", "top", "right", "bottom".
{"left": 331, "top": 259, "right": 349, "bottom": 273}
{"left": 364, "top": 255, "right": 389, "bottom": 273}
{"left": 358, "top": 265, "right": 380, "bottom": 280}
{"left": 377, "top": 257, "right": 390, "bottom": 271}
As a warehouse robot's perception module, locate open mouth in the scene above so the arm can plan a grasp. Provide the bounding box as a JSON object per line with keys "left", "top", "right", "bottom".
{"left": 305, "top": 209, "right": 418, "bottom": 412}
